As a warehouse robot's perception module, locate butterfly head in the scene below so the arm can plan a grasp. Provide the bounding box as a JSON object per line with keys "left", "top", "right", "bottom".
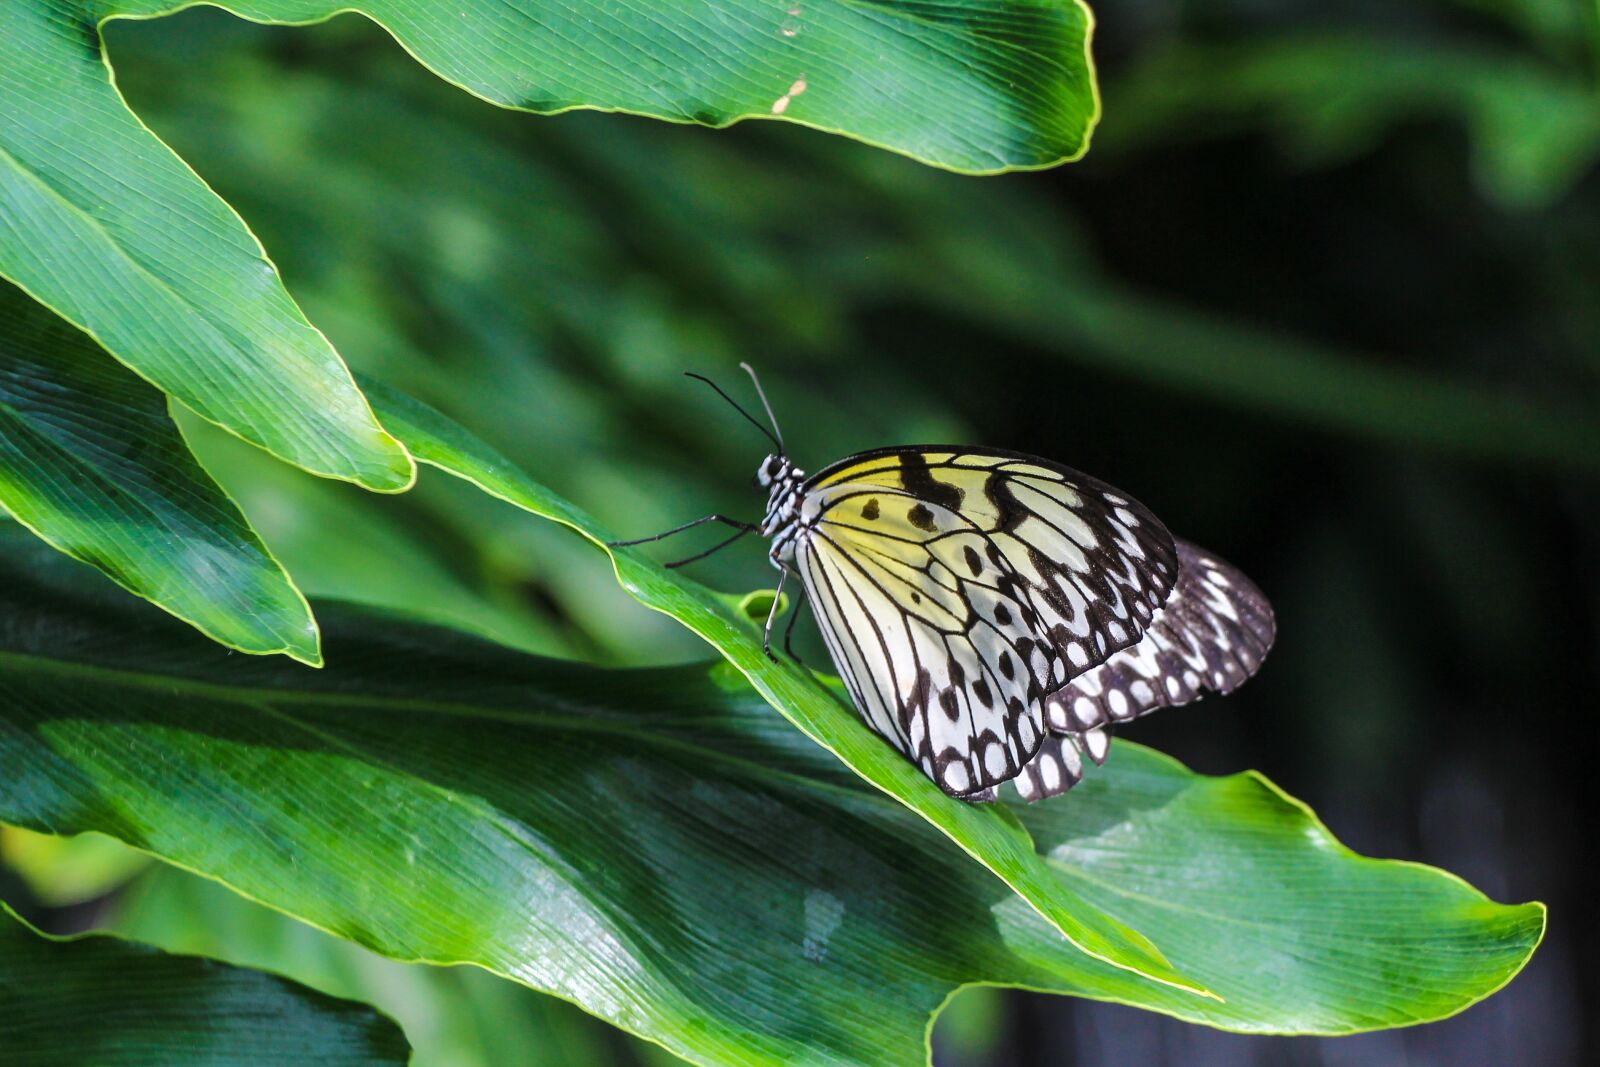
{"left": 754, "top": 453, "right": 792, "bottom": 490}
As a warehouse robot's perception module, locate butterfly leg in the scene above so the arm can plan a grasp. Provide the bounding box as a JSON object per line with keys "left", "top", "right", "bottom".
{"left": 664, "top": 527, "right": 752, "bottom": 568}
{"left": 761, "top": 567, "right": 789, "bottom": 663}
{"left": 606, "top": 514, "right": 757, "bottom": 548}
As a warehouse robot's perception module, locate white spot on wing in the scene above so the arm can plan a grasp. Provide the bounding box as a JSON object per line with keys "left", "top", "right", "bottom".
{"left": 1040, "top": 754, "right": 1061, "bottom": 791}
{"left": 984, "top": 742, "right": 1007, "bottom": 778}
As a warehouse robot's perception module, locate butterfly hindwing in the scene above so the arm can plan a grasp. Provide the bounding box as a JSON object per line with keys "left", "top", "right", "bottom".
{"left": 1018, "top": 540, "right": 1277, "bottom": 801}
{"left": 1011, "top": 727, "right": 1111, "bottom": 802}
{"left": 1043, "top": 539, "right": 1276, "bottom": 733}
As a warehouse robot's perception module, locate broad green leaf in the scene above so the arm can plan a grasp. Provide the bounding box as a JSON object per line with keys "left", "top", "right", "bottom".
{"left": 364, "top": 380, "right": 1207, "bottom": 997}
{"left": 122, "top": 10, "right": 1599, "bottom": 478}
{"left": 100, "top": 0, "right": 1096, "bottom": 173}
{"left": 0, "top": 4, "right": 413, "bottom": 491}
{"left": 0, "top": 280, "right": 321, "bottom": 664}
{"left": 0, "top": 904, "right": 410, "bottom": 1066}
{"left": 0, "top": 531, "right": 1542, "bottom": 1067}
{"left": 7, "top": 828, "right": 638, "bottom": 1067}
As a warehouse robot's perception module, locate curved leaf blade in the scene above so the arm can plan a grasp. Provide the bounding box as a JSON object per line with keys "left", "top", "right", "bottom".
{"left": 1003, "top": 755, "right": 1545, "bottom": 1030}
{"left": 107, "top": 0, "right": 1098, "bottom": 173}
{"left": 0, "top": 280, "right": 321, "bottom": 664}
{"left": 0, "top": 531, "right": 1541, "bottom": 1067}
{"left": 365, "top": 379, "right": 1208, "bottom": 997}
{"left": 0, "top": 904, "right": 410, "bottom": 1066}
{"left": 0, "top": 4, "right": 413, "bottom": 490}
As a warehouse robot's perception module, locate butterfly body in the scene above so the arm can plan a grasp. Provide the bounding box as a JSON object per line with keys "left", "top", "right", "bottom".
{"left": 616, "top": 371, "right": 1275, "bottom": 803}
{"left": 754, "top": 453, "right": 807, "bottom": 564}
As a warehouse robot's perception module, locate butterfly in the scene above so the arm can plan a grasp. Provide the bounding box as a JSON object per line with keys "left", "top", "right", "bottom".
{"left": 613, "top": 366, "right": 1275, "bottom": 802}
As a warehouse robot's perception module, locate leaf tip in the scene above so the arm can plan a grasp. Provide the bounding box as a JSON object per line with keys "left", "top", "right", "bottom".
{"left": 355, "top": 433, "right": 420, "bottom": 494}
{"left": 287, "top": 646, "right": 325, "bottom": 669}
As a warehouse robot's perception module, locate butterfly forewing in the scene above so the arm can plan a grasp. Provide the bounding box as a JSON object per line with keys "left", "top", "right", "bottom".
{"left": 798, "top": 527, "right": 1049, "bottom": 796}
{"left": 794, "top": 447, "right": 1181, "bottom": 797}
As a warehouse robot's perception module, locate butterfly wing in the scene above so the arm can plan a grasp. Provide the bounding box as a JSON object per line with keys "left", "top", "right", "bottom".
{"left": 797, "top": 523, "right": 1049, "bottom": 796}
{"left": 1015, "top": 540, "right": 1276, "bottom": 802}
{"left": 794, "top": 447, "right": 1180, "bottom": 797}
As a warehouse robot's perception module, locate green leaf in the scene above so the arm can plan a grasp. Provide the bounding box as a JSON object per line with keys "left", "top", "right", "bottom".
{"left": 0, "top": 4, "right": 413, "bottom": 491}
{"left": 0, "top": 531, "right": 1541, "bottom": 1067}
{"left": 102, "top": 0, "right": 1096, "bottom": 173}
{"left": 0, "top": 280, "right": 321, "bottom": 664}
{"left": 0, "top": 904, "right": 411, "bottom": 1066}
{"left": 364, "top": 378, "right": 1208, "bottom": 997}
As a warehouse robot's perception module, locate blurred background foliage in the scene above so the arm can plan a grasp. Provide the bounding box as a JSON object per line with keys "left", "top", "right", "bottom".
{"left": 5, "top": 0, "right": 1597, "bottom": 1063}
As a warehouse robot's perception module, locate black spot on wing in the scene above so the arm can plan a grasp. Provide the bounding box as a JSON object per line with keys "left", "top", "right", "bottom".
{"left": 984, "top": 470, "right": 1029, "bottom": 534}
{"left": 862, "top": 498, "right": 880, "bottom": 521}
{"left": 900, "top": 451, "right": 965, "bottom": 512}
{"left": 907, "top": 503, "right": 936, "bottom": 531}
{"left": 903, "top": 667, "right": 932, "bottom": 732}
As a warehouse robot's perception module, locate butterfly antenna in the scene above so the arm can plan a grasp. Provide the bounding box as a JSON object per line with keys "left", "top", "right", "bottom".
{"left": 739, "top": 362, "right": 786, "bottom": 456}
{"left": 684, "top": 372, "right": 783, "bottom": 454}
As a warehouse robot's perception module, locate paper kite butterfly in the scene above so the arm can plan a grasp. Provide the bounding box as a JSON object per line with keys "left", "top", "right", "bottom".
{"left": 612, "top": 366, "right": 1276, "bottom": 803}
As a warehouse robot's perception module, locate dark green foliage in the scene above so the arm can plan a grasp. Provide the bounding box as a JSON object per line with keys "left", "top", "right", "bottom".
{"left": 0, "top": 906, "right": 410, "bottom": 1066}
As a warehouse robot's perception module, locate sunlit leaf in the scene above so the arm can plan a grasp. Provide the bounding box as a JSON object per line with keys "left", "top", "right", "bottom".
{"left": 101, "top": 0, "right": 1097, "bottom": 172}
{"left": 107, "top": 859, "right": 644, "bottom": 1067}
{"left": 2, "top": 0, "right": 1099, "bottom": 491}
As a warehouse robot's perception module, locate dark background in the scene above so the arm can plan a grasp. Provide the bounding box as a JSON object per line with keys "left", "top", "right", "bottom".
{"left": 4, "top": 1, "right": 1596, "bottom": 1064}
